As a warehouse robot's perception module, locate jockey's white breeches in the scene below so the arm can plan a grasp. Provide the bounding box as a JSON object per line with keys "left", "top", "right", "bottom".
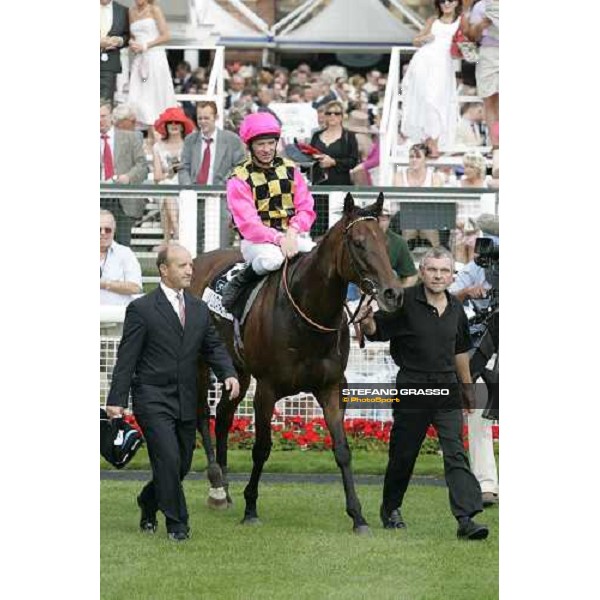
{"left": 240, "top": 235, "right": 316, "bottom": 275}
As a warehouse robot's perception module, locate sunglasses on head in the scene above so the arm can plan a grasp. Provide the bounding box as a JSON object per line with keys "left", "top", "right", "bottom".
{"left": 100, "top": 227, "right": 113, "bottom": 234}
{"left": 325, "top": 111, "right": 342, "bottom": 116}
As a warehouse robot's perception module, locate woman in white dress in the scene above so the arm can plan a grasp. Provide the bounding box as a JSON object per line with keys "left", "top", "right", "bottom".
{"left": 128, "top": 0, "right": 177, "bottom": 131}
{"left": 152, "top": 107, "right": 195, "bottom": 247}
{"left": 401, "top": 0, "right": 463, "bottom": 158}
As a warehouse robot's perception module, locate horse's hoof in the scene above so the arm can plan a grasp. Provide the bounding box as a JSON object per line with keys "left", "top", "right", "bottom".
{"left": 207, "top": 487, "right": 228, "bottom": 510}
{"left": 240, "top": 516, "right": 261, "bottom": 526}
{"left": 207, "top": 496, "right": 229, "bottom": 510}
{"left": 353, "top": 524, "right": 372, "bottom": 536}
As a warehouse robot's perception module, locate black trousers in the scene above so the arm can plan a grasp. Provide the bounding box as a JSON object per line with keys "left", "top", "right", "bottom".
{"left": 135, "top": 411, "right": 196, "bottom": 534}
{"left": 382, "top": 371, "right": 482, "bottom": 520}
{"left": 100, "top": 198, "right": 134, "bottom": 246}
{"left": 100, "top": 70, "right": 117, "bottom": 103}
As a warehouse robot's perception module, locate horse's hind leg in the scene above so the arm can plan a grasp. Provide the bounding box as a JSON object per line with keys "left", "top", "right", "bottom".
{"left": 242, "top": 381, "right": 276, "bottom": 525}
{"left": 215, "top": 370, "right": 251, "bottom": 505}
{"left": 318, "top": 384, "right": 370, "bottom": 535}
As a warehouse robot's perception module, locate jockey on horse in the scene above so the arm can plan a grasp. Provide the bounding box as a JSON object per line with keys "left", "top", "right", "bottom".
{"left": 220, "top": 112, "right": 317, "bottom": 313}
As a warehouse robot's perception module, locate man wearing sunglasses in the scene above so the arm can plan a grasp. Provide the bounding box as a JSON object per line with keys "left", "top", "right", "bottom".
{"left": 100, "top": 209, "right": 142, "bottom": 308}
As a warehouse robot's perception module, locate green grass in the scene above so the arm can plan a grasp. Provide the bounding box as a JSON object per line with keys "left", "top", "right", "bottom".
{"left": 101, "top": 447, "right": 459, "bottom": 477}
{"left": 101, "top": 481, "right": 498, "bottom": 600}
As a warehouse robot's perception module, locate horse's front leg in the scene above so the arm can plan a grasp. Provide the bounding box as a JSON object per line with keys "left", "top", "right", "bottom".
{"left": 242, "top": 381, "right": 276, "bottom": 525}
{"left": 318, "top": 383, "right": 370, "bottom": 535}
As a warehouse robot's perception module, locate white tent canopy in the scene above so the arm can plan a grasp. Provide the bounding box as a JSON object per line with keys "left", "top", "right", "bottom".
{"left": 274, "top": 0, "right": 417, "bottom": 52}
{"left": 157, "top": 0, "right": 273, "bottom": 47}
{"left": 193, "top": 0, "right": 272, "bottom": 47}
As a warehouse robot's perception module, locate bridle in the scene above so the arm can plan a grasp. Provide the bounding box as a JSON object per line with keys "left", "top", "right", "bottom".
{"left": 282, "top": 215, "right": 379, "bottom": 335}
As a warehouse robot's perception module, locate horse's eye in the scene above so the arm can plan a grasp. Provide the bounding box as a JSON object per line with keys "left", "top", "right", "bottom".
{"left": 352, "top": 238, "right": 366, "bottom": 250}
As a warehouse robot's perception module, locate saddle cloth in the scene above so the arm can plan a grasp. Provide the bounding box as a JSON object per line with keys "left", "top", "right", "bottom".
{"left": 202, "top": 262, "right": 267, "bottom": 324}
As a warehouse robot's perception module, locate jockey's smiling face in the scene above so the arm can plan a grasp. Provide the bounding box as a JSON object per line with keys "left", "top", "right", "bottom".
{"left": 251, "top": 138, "right": 278, "bottom": 166}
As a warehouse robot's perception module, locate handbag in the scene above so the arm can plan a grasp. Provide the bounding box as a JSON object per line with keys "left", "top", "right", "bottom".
{"left": 451, "top": 27, "right": 479, "bottom": 63}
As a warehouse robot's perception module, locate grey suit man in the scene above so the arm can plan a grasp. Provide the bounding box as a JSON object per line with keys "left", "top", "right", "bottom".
{"left": 100, "top": 99, "right": 149, "bottom": 245}
{"left": 179, "top": 101, "right": 246, "bottom": 186}
{"left": 178, "top": 101, "right": 246, "bottom": 250}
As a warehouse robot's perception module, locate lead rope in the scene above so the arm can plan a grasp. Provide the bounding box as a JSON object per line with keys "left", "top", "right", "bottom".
{"left": 344, "top": 292, "right": 375, "bottom": 349}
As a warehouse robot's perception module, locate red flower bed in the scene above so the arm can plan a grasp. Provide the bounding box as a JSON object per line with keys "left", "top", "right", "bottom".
{"left": 122, "top": 412, "right": 499, "bottom": 453}
{"left": 223, "top": 416, "right": 498, "bottom": 453}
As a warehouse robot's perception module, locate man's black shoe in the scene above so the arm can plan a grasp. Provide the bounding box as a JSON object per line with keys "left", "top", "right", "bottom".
{"left": 167, "top": 530, "right": 190, "bottom": 542}
{"left": 457, "top": 518, "right": 489, "bottom": 540}
{"left": 380, "top": 504, "right": 407, "bottom": 529}
{"left": 221, "top": 264, "right": 261, "bottom": 312}
{"left": 137, "top": 496, "right": 157, "bottom": 534}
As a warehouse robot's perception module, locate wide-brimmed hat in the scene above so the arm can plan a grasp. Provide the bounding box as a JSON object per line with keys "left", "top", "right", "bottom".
{"left": 346, "top": 110, "right": 374, "bottom": 135}
{"left": 154, "top": 107, "right": 195, "bottom": 139}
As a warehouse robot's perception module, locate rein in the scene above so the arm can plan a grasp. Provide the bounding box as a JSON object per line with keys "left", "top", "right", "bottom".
{"left": 282, "top": 215, "right": 378, "bottom": 336}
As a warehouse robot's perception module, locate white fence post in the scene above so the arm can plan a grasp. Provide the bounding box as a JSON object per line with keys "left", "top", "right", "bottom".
{"left": 203, "top": 195, "right": 221, "bottom": 252}
{"left": 178, "top": 189, "right": 198, "bottom": 258}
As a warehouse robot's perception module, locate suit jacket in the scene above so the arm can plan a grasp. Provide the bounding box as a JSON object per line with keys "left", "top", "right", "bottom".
{"left": 179, "top": 129, "right": 246, "bottom": 186}
{"left": 106, "top": 129, "right": 149, "bottom": 217}
{"left": 107, "top": 287, "right": 237, "bottom": 421}
{"left": 101, "top": 1, "right": 130, "bottom": 74}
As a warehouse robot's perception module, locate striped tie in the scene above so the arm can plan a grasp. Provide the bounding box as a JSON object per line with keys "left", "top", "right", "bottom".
{"left": 177, "top": 292, "right": 185, "bottom": 327}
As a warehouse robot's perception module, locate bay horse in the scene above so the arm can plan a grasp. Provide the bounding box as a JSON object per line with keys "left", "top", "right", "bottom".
{"left": 190, "top": 192, "right": 403, "bottom": 534}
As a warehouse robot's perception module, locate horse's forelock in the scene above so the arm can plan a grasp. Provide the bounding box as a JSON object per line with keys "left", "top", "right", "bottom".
{"left": 355, "top": 205, "right": 380, "bottom": 219}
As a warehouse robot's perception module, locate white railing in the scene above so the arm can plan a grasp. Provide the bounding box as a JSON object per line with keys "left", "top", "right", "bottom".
{"left": 171, "top": 45, "right": 226, "bottom": 129}
{"left": 379, "top": 47, "right": 401, "bottom": 187}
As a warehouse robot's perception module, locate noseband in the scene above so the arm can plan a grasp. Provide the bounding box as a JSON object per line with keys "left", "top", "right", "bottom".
{"left": 282, "top": 215, "right": 380, "bottom": 334}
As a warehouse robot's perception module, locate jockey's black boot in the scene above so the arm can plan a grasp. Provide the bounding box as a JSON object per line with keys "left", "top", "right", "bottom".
{"left": 221, "top": 264, "right": 262, "bottom": 312}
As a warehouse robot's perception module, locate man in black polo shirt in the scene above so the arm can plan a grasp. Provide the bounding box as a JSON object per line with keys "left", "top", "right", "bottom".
{"left": 359, "top": 246, "right": 488, "bottom": 540}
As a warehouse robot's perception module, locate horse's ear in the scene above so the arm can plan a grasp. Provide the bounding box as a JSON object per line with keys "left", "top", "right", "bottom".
{"left": 343, "top": 192, "right": 355, "bottom": 214}
{"left": 375, "top": 192, "right": 384, "bottom": 215}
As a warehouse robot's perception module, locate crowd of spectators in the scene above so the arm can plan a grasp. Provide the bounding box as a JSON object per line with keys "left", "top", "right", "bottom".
{"left": 101, "top": 0, "right": 499, "bottom": 267}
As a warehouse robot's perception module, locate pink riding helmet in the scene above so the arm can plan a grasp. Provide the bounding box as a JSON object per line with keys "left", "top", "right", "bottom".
{"left": 239, "top": 112, "right": 281, "bottom": 144}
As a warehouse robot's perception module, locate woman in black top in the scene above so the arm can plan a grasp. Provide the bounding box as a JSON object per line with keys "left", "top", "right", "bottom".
{"left": 310, "top": 100, "right": 359, "bottom": 185}
{"left": 309, "top": 101, "right": 359, "bottom": 236}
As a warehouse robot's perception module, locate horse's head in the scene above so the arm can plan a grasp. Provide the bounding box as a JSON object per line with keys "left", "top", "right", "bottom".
{"left": 338, "top": 192, "right": 404, "bottom": 312}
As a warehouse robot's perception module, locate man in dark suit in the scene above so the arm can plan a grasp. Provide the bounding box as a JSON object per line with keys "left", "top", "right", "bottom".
{"left": 100, "top": 99, "right": 148, "bottom": 245}
{"left": 100, "top": 0, "right": 129, "bottom": 102}
{"left": 106, "top": 245, "right": 240, "bottom": 541}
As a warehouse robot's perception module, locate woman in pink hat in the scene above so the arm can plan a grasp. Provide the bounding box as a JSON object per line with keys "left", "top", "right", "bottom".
{"left": 220, "top": 112, "right": 317, "bottom": 315}
{"left": 152, "top": 107, "right": 195, "bottom": 246}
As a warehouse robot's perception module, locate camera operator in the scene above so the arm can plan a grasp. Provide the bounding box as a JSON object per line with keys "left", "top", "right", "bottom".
{"left": 449, "top": 213, "right": 499, "bottom": 507}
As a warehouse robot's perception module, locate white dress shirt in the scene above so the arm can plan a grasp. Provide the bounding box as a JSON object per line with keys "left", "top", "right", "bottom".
{"left": 159, "top": 282, "right": 185, "bottom": 317}
{"left": 100, "top": 2, "right": 114, "bottom": 40}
